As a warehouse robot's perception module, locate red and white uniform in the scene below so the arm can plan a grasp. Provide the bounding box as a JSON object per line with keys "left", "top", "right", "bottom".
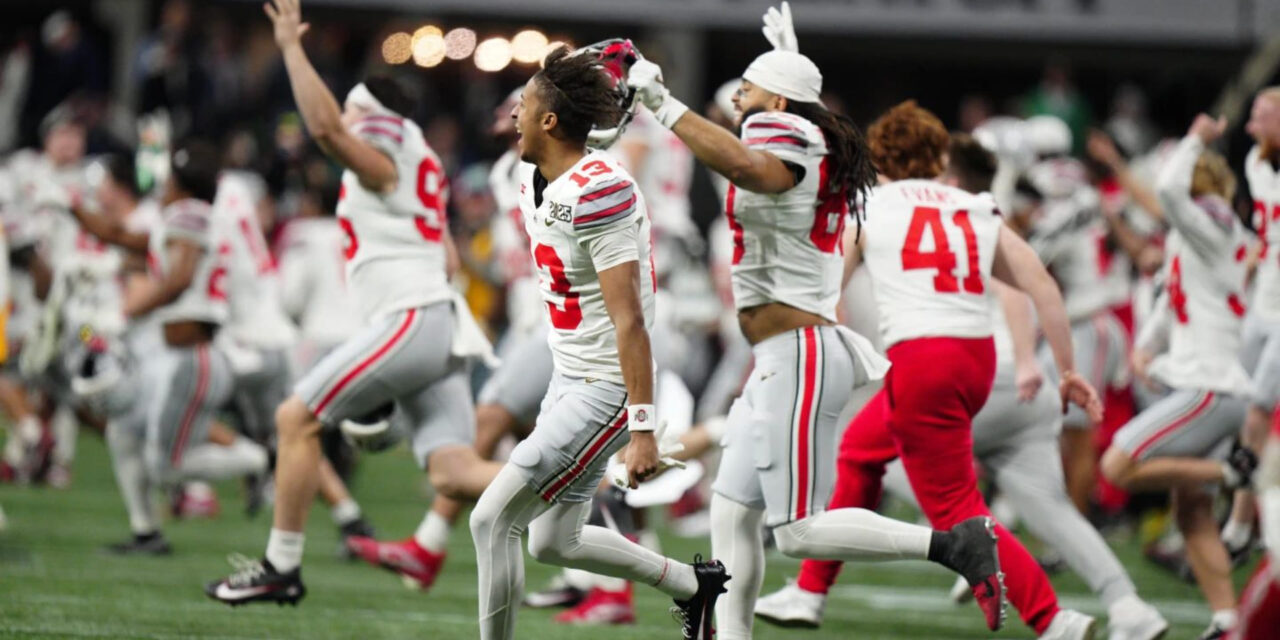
{"left": 619, "top": 109, "right": 696, "bottom": 245}
{"left": 488, "top": 148, "right": 542, "bottom": 339}
{"left": 149, "top": 198, "right": 228, "bottom": 326}
{"left": 336, "top": 114, "right": 452, "bottom": 322}
{"left": 212, "top": 173, "right": 296, "bottom": 350}
{"left": 861, "top": 181, "right": 1002, "bottom": 347}
{"left": 1241, "top": 145, "right": 1280, "bottom": 411}
{"left": 517, "top": 151, "right": 655, "bottom": 385}
{"left": 726, "top": 111, "right": 847, "bottom": 321}
{"left": 277, "top": 217, "right": 362, "bottom": 367}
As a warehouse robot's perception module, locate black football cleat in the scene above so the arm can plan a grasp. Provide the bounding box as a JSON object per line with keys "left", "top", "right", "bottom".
{"left": 205, "top": 555, "right": 305, "bottom": 607}
{"left": 105, "top": 532, "right": 172, "bottom": 556}
{"left": 1225, "top": 440, "right": 1258, "bottom": 489}
{"left": 938, "top": 516, "right": 1007, "bottom": 631}
{"left": 522, "top": 574, "right": 585, "bottom": 609}
{"left": 671, "top": 555, "right": 730, "bottom": 639}
{"left": 337, "top": 517, "right": 377, "bottom": 560}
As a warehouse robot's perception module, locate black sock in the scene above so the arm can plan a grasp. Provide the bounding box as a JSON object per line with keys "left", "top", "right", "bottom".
{"left": 926, "top": 530, "right": 953, "bottom": 565}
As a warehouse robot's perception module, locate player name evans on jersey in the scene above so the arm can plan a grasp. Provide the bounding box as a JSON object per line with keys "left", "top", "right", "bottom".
{"left": 863, "top": 181, "right": 1002, "bottom": 348}
{"left": 335, "top": 114, "right": 453, "bottom": 322}
{"left": 518, "top": 152, "right": 655, "bottom": 385}
{"left": 726, "top": 111, "right": 846, "bottom": 322}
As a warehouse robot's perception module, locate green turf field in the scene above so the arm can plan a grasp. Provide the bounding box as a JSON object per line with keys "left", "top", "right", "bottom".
{"left": 0, "top": 434, "right": 1258, "bottom": 639}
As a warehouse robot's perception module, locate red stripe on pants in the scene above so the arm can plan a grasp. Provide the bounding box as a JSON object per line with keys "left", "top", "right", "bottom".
{"left": 540, "top": 412, "right": 628, "bottom": 501}
{"left": 170, "top": 345, "right": 210, "bottom": 467}
{"left": 1131, "top": 391, "right": 1214, "bottom": 459}
{"left": 794, "top": 327, "right": 818, "bottom": 520}
{"left": 315, "top": 309, "right": 417, "bottom": 415}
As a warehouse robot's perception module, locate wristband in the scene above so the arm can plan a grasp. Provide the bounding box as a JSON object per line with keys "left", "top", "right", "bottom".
{"left": 628, "top": 404, "right": 656, "bottom": 432}
{"left": 653, "top": 95, "right": 690, "bottom": 130}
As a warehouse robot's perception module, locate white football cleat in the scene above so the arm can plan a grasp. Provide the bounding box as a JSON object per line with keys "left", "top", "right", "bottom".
{"left": 1040, "top": 609, "right": 1098, "bottom": 640}
{"left": 1107, "top": 594, "right": 1168, "bottom": 640}
{"left": 949, "top": 574, "right": 974, "bottom": 604}
{"left": 754, "top": 579, "right": 825, "bottom": 629}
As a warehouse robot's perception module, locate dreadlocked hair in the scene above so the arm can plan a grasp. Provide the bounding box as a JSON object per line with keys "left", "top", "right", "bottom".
{"left": 785, "top": 100, "right": 878, "bottom": 209}
{"left": 534, "top": 45, "right": 624, "bottom": 144}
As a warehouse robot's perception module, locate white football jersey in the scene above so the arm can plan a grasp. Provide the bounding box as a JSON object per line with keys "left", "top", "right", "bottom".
{"left": 277, "top": 217, "right": 362, "bottom": 348}
{"left": 862, "top": 181, "right": 1003, "bottom": 348}
{"left": 5, "top": 149, "right": 83, "bottom": 250}
{"left": 1246, "top": 145, "right": 1280, "bottom": 321}
{"left": 518, "top": 151, "right": 655, "bottom": 384}
{"left": 1145, "top": 136, "right": 1252, "bottom": 395}
{"left": 488, "top": 149, "right": 543, "bottom": 338}
{"left": 148, "top": 198, "right": 228, "bottom": 326}
{"left": 335, "top": 113, "right": 452, "bottom": 322}
{"left": 726, "top": 111, "right": 846, "bottom": 322}
{"left": 212, "top": 173, "right": 296, "bottom": 348}
{"left": 1026, "top": 165, "right": 1114, "bottom": 322}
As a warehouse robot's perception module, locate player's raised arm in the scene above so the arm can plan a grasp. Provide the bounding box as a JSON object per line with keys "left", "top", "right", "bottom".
{"left": 264, "top": 0, "right": 396, "bottom": 192}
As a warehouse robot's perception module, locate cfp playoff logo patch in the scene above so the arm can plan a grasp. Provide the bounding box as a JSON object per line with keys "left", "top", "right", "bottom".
{"left": 546, "top": 202, "right": 572, "bottom": 225}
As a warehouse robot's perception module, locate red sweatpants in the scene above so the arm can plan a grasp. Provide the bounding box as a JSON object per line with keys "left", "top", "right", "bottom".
{"left": 795, "top": 337, "right": 1060, "bottom": 634}
{"left": 1231, "top": 557, "right": 1280, "bottom": 640}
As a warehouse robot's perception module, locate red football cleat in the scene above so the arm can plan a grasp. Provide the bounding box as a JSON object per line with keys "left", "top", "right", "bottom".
{"left": 554, "top": 585, "right": 636, "bottom": 625}
{"left": 172, "top": 483, "right": 221, "bottom": 519}
{"left": 345, "top": 536, "right": 445, "bottom": 591}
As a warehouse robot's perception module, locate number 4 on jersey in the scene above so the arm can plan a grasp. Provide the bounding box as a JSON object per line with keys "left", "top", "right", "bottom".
{"left": 901, "top": 206, "right": 984, "bottom": 294}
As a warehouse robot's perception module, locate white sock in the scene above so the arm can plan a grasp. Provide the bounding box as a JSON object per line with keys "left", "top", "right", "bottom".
{"left": 563, "top": 568, "right": 599, "bottom": 591}
{"left": 414, "top": 510, "right": 450, "bottom": 553}
{"left": 331, "top": 499, "right": 361, "bottom": 526}
{"left": 265, "top": 528, "right": 305, "bottom": 573}
{"left": 106, "top": 422, "right": 157, "bottom": 535}
{"left": 51, "top": 407, "right": 77, "bottom": 466}
{"left": 178, "top": 439, "right": 268, "bottom": 480}
{"left": 774, "top": 508, "right": 932, "bottom": 562}
{"left": 1221, "top": 519, "right": 1252, "bottom": 551}
{"left": 1222, "top": 462, "right": 1242, "bottom": 488}
{"left": 1211, "top": 609, "right": 1238, "bottom": 630}
{"left": 17, "top": 416, "right": 41, "bottom": 444}
{"left": 710, "top": 493, "right": 765, "bottom": 640}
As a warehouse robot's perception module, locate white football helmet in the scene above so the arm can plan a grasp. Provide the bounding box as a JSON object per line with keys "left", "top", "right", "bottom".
{"left": 1023, "top": 115, "right": 1072, "bottom": 158}
{"left": 339, "top": 403, "right": 405, "bottom": 453}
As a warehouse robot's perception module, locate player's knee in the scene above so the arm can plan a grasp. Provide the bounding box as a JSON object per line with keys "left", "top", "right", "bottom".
{"left": 468, "top": 497, "right": 499, "bottom": 546}
{"left": 275, "top": 396, "right": 318, "bottom": 442}
{"left": 1099, "top": 446, "right": 1134, "bottom": 488}
{"left": 526, "top": 528, "right": 573, "bottom": 566}
{"left": 772, "top": 520, "right": 809, "bottom": 558}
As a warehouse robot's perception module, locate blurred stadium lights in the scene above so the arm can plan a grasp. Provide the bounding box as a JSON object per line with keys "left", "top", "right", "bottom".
{"left": 510, "top": 30, "right": 549, "bottom": 64}
{"left": 444, "top": 28, "right": 478, "bottom": 60}
{"left": 412, "top": 26, "right": 447, "bottom": 67}
{"left": 381, "top": 32, "right": 412, "bottom": 64}
{"left": 475, "top": 37, "right": 514, "bottom": 71}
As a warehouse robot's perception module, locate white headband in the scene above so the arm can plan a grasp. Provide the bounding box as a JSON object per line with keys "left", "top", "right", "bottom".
{"left": 345, "top": 83, "right": 398, "bottom": 119}
{"left": 742, "top": 50, "right": 822, "bottom": 104}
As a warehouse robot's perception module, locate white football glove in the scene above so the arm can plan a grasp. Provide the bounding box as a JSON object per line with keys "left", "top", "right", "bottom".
{"left": 626, "top": 59, "right": 689, "bottom": 130}
{"left": 762, "top": 2, "right": 798, "bottom": 52}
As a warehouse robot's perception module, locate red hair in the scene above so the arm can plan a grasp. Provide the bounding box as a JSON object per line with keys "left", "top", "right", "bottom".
{"left": 867, "top": 100, "right": 949, "bottom": 181}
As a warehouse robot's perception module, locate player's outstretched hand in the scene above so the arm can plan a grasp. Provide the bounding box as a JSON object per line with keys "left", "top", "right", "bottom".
{"left": 264, "top": 0, "right": 310, "bottom": 49}
{"left": 762, "top": 2, "right": 798, "bottom": 52}
{"left": 1085, "top": 130, "right": 1123, "bottom": 169}
{"left": 627, "top": 59, "right": 669, "bottom": 112}
{"left": 1014, "top": 359, "right": 1044, "bottom": 403}
{"left": 1059, "top": 370, "right": 1103, "bottom": 423}
{"left": 1188, "top": 113, "right": 1227, "bottom": 145}
{"left": 624, "top": 431, "right": 661, "bottom": 489}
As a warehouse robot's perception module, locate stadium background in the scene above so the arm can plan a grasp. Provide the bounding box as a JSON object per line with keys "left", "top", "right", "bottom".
{"left": 0, "top": 0, "right": 1274, "bottom": 638}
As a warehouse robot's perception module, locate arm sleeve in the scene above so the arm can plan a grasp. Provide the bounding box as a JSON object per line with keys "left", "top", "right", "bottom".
{"left": 740, "top": 112, "right": 813, "bottom": 165}
{"left": 351, "top": 115, "right": 405, "bottom": 158}
{"left": 1156, "top": 135, "right": 1230, "bottom": 259}
{"left": 574, "top": 177, "right": 642, "bottom": 272}
{"left": 163, "top": 206, "right": 213, "bottom": 248}
{"left": 1135, "top": 293, "right": 1172, "bottom": 354}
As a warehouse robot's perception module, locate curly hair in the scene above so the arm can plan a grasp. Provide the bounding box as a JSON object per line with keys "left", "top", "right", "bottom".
{"left": 867, "top": 100, "right": 949, "bottom": 181}
{"left": 533, "top": 45, "right": 623, "bottom": 144}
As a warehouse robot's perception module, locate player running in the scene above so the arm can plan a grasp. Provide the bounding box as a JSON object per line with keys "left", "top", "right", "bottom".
{"left": 625, "top": 5, "right": 1006, "bottom": 638}
{"left": 1100, "top": 114, "right": 1257, "bottom": 640}
{"left": 467, "top": 43, "right": 730, "bottom": 640}
{"left": 205, "top": 0, "right": 497, "bottom": 605}
{"left": 755, "top": 135, "right": 1166, "bottom": 640}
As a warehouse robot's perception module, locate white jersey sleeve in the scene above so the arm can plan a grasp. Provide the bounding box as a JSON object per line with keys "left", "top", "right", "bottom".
{"left": 725, "top": 111, "right": 846, "bottom": 321}
{"left": 520, "top": 152, "right": 655, "bottom": 384}
{"left": 862, "top": 180, "right": 1002, "bottom": 348}
{"left": 1247, "top": 144, "right": 1280, "bottom": 321}
{"left": 335, "top": 115, "right": 453, "bottom": 322}
{"left": 148, "top": 198, "right": 229, "bottom": 326}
